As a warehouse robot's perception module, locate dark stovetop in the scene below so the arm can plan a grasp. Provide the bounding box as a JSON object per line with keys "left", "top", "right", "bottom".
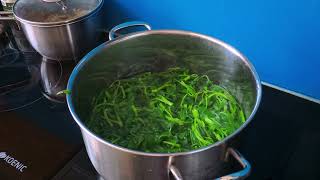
{"left": 1, "top": 47, "right": 320, "bottom": 180}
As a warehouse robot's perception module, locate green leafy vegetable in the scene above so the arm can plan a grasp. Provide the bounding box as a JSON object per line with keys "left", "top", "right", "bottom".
{"left": 57, "top": 89, "right": 71, "bottom": 95}
{"left": 87, "top": 68, "right": 245, "bottom": 153}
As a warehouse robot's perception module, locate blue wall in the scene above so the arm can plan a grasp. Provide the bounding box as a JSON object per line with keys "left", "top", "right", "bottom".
{"left": 107, "top": 0, "right": 320, "bottom": 99}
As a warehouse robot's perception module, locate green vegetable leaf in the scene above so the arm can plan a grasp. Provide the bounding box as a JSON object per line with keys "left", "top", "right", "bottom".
{"left": 88, "top": 67, "right": 246, "bottom": 153}
{"left": 57, "top": 89, "right": 71, "bottom": 95}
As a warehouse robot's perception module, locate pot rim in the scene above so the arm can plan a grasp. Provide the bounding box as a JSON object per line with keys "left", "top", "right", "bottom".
{"left": 67, "top": 30, "right": 262, "bottom": 157}
{"left": 12, "top": 0, "right": 104, "bottom": 27}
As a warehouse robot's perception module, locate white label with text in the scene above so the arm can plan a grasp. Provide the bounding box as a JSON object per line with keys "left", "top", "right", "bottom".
{"left": 0, "top": 152, "right": 28, "bottom": 172}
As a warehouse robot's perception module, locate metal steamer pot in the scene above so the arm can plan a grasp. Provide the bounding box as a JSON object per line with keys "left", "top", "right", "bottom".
{"left": 67, "top": 22, "right": 262, "bottom": 180}
{"left": 0, "top": 0, "right": 104, "bottom": 61}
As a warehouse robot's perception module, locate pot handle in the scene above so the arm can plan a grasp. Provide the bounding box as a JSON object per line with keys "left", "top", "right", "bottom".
{"left": 108, "top": 21, "right": 152, "bottom": 40}
{"left": 170, "top": 148, "right": 251, "bottom": 180}
{"left": 0, "top": 11, "right": 15, "bottom": 21}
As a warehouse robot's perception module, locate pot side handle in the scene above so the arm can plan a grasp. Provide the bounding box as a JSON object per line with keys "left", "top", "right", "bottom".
{"left": 108, "top": 21, "right": 152, "bottom": 40}
{"left": 216, "top": 148, "right": 251, "bottom": 180}
{"left": 170, "top": 148, "right": 251, "bottom": 180}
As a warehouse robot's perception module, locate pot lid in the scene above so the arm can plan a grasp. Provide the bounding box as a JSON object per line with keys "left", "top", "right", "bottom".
{"left": 13, "top": 0, "right": 103, "bottom": 25}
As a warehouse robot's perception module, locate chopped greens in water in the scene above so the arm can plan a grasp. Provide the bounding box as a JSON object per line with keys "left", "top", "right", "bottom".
{"left": 87, "top": 68, "right": 245, "bottom": 153}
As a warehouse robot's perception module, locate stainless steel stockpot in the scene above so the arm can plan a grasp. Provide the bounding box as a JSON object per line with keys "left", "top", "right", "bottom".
{"left": 67, "top": 21, "right": 262, "bottom": 180}
{"left": 0, "top": 0, "right": 104, "bottom": 61}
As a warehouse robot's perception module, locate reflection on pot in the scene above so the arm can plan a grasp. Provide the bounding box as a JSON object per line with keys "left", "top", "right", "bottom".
{"left": 0, "top": 23, "right": 9, "bottom": 49}
{"left": 0, "top": 51, "right": 42, "bottom": 112}
{"left": 40, "top": 58, "right": 75, "bottom": 103}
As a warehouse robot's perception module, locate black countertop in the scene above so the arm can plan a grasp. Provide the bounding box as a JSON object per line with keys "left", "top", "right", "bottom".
{"left": 1, "top": 50, "right": 320, "bottom": 180}
{"left": 239, "top": 84, "right": 320, "bottom": 180}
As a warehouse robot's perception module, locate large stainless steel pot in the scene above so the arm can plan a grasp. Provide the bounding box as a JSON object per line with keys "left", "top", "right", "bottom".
{"left": 66, "top": 22, "right": 262, "bottom": 180}
{"left": 0, "top": 0, "right": 104, "bottom": 61}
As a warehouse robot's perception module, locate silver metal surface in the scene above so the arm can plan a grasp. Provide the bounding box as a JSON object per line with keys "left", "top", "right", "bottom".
{"left": 109, "top": 21, "right": 152, "bottom": 40}
{"left": 0, "top": 16, "right": 14, "bottom": 20}
{"left": 0, "top": 11, "right": 13, "bottom": 15}
{"left": 19, "top": 12, "right": 104, "bottom": 61}
{"left": 170, "top": 148, "right": 251, "bottom": 180}
{"left": 40, "top": 59, "right": 75, "bottom": 102}
{"left": 13, "top": 0, "right": 103, "bottom": 25}
{"left": 67, "top": 23, "right": 262, "bottom": 180}
{"left": 0, "top": 0, "right": 104, "bottom": 61}
{"left": 170, "top": 165, "right": 184, "bottom": 180}
{"left": 42, "top": 0, "right": 61, "bottom": 2}
{"left": 1, "top": 0, "right": 15, "bottom": 11}
{"left": 0, "top": 11, "right": 15, "bottom": 21}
